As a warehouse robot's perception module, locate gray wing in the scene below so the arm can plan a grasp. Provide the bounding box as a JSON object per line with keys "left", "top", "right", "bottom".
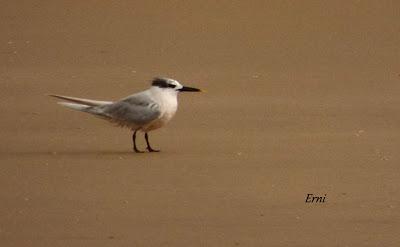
{"left": 101, "top": 92, "right": 161, "bottom": 126}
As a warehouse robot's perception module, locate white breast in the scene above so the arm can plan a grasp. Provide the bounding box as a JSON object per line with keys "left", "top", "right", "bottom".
{"left": 142, "top": 88, "right": 178, "bottom": 131}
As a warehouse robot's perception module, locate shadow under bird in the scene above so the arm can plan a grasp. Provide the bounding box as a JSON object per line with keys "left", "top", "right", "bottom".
{"left": 49, "top": 78, "right": 202, "bottom": 153}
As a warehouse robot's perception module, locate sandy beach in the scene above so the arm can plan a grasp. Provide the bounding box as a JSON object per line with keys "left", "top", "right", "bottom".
{"left": 1, "top": 1, "right": 399, "bottom": 246}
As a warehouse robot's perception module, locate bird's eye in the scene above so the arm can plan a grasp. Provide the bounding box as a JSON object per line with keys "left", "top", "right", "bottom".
{"left": 167, "top": 83, "right": 176, "bottom": 88}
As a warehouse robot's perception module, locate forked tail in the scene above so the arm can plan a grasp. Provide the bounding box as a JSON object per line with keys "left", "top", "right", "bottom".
{"left": 49, "top": 94, "right": 113, "bottom": 117}
{"left": 48, "top": 94, "right": 113, "bottom": 106}
{"left": 57, "top": 102, "right": 91, "bottom": 111}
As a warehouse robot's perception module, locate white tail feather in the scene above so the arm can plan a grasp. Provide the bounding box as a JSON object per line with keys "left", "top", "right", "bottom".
{"left": 58, "top": 102, "right": 90, "bottom": 111}
{"left": 49, "top": 94, "right": 112, "bottom": 106}
{"left": 57, "top": 101, "right": 110, "bottom": 120}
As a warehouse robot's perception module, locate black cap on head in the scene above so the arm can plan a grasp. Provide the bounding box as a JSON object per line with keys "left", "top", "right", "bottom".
{"left": 151, "top": 78, "right": 175, "bottom": 88}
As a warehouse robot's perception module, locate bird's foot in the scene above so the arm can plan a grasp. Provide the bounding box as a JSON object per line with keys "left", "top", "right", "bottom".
{"left": 133, "top": 147, "right": 145, "bottom": 153}
{"left": 147, "top": 147, "right": 160, "bottom": 152}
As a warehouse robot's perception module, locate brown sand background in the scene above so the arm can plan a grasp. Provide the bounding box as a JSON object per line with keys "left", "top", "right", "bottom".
{"left": 1, "top": 1, "right": 399, "bottom": 246}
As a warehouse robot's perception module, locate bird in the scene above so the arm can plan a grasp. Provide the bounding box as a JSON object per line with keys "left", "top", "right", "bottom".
{"left": 49, "top": 77, "right": 202, "bottom": 153}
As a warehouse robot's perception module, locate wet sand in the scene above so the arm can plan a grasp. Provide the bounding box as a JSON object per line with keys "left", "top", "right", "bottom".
{"left": 1, "top": 1, "right": 399, "bottom": 246}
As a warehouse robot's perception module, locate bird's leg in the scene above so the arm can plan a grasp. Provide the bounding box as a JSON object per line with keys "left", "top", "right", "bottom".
{"left": 145, "top": 133, "right": 160, "bottom": 152}
{"left": 132, "top": 130, "right": 144, "bottom": 153}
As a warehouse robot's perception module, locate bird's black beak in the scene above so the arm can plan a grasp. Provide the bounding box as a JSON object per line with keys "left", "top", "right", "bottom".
{"left": 178, "top": 86, "right": 202, "bottom": 92}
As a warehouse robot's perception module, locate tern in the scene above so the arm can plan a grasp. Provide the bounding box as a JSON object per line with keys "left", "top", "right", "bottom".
{"left": 49, "top": 78, "right": 202, "bottom": 153}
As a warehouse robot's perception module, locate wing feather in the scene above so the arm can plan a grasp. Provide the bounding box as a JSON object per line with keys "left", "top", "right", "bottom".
{"left": 102, "top": 92, "right": 161, "bottom": 127}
